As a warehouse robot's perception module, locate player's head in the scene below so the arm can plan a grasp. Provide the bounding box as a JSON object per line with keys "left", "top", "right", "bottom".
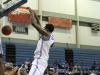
{"left": 44, "top": 24, "right": 54, "bottom": 33}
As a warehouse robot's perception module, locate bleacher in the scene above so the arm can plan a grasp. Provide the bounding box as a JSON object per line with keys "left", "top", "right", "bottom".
{"left": 2, "top": 42, "right": 100, "bottom": 69}
{"left": 2, "top": 42, "right": 65, "bottom": 66}
{"left": 72, "top": 48, "right": 100, "bottom": 69}
{"left": 49, "top": 46, "right": 65, "bottom": 66}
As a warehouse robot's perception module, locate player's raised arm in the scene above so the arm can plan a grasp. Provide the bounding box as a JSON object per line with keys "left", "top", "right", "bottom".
{"left": 33, "top": 10, "right": 41, "bottom": 26}
{"left": 28, "top": 7, "right": 49, "bottom": 38}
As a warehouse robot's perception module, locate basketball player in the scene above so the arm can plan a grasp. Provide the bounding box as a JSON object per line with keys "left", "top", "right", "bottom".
{"left": 28, "top": 7, "right": 54, "bottom": 75}
{"left": 0, "top": 43, "right": 4, "bottom": 75}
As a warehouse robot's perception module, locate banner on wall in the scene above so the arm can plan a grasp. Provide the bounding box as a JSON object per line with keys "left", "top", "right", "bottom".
{"left": 8, "top": 6, "right": 31, "bottom": 23}
{"left": 48, "top": 17, "right": 72, "bottom": 28}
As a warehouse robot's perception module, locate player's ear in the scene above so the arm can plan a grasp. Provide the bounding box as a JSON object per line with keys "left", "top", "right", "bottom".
{"left": 45, "top": 28, "right": 48, "bottom": 32}
{"left": 47, "top": 29, "right": 49, "bottom": 32}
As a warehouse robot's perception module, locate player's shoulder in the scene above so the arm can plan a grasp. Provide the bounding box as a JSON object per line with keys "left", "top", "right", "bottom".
{"left": 40, "top": 33, "right": 54, "bottom": 41}
{"left": 50, "top": 34, "right": 54, "bottom": 40}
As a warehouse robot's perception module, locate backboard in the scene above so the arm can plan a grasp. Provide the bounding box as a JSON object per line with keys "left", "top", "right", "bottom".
{"left": 0, "top": 0, "right": 27, "bottom": 18}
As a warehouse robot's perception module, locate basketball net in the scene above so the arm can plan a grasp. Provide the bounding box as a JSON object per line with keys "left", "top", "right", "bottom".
{"left": 12, "top": 22, "right": 28, "bottom": 35}
{"left": 8, "top": 6, "right": 31, "bottom": 23}
{"left": 8, "top": 6, "right": 30, "bottom": 35}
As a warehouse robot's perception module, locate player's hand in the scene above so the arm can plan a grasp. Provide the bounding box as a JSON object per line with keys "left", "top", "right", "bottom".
{"left": 27, "top": 7, "right": 41, "bottom": 26}
{"left": 27, "top": 7, "right": 37, "bottom": 25}
{"left": 27, "top": 7, "right": 33, "bottom": 13}
{"left": 27, "top": 7, "right": 36, "bottom": 17}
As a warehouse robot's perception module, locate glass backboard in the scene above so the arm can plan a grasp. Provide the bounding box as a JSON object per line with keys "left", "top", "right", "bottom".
{"left": 0, "top": 0, "right": 27, "bottom": 18}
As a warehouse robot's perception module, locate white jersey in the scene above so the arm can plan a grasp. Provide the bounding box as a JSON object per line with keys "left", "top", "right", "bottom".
{"left": 34, "top": 33, "right": 54, "bottom": 61}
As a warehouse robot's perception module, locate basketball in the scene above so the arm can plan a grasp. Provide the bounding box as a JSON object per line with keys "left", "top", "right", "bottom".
{"left": 2, "top": 25, "right": 12, "bottom": 36}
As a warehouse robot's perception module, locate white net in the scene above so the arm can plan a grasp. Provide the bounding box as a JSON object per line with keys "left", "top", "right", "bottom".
{"left": 12, "top": 22, "right": 28, "bottom": 35}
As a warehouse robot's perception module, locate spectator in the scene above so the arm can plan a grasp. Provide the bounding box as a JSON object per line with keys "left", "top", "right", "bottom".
{"left": 5, "top": 62, "right": 19, "bottom": 75}
{"left": 20, "top": 68, "right": 27, "bottom": 75}
{"left": 97, "top": 69, "right": 100, "bottom": 75}
{"left": 74, "top": 63, "right": 81, "bottom": 71}
{"left": 53, "top": 60, "right": 58, "bottom": 65}
{"left": 62, "top": 61, "right": 69, "bottom": 70}
{"left": 44, "top": 68, "right": 49, "bottom": 75}
{"left": 69, "top": 63, "right": 73, "bottom": 71}
{"left": 91, "top": 64, "right": 96, "bottom": 70}
{"left": 53, "top": 60, "right": 63, "bottom": 69}
{"left": 18, "top": 63, "right": 25, "bottom": 75}
{"left": 49, "top": 68, "right": 55, "bottom": 75}
{"left": 24, "top": 59, "right": 31, "bottom": 70}
{"left": 24, "top": 59, "right": 30, "bottom": 65}
{"left": 53, "top": 63, "right": 59, "bottom": 71}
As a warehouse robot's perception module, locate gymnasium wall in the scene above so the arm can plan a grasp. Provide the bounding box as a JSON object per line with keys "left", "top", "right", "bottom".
{"left": 1, "top": 0, "right": 100, "bottom": 49}
{"left": 23, "top": 0, "right": 38, "bottom": 10}
{"left": 80, "top": 25, "right": 100, "bottom": 46}
{"left": 23, "top": 0, "right": 100, "bottom": 21}
{"left": 42, "top": 0, "right": 75, "bottom": 15}
{"left": 2, "top": 18, "right": 100, "bottom": 47}
{"left": 78, "top": 0, "right": 100, "bottom": 19}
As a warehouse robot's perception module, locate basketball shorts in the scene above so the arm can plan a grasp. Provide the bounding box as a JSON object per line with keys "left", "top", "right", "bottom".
{"left": 28, "top": 59, "right": 48, "bottom": 75}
